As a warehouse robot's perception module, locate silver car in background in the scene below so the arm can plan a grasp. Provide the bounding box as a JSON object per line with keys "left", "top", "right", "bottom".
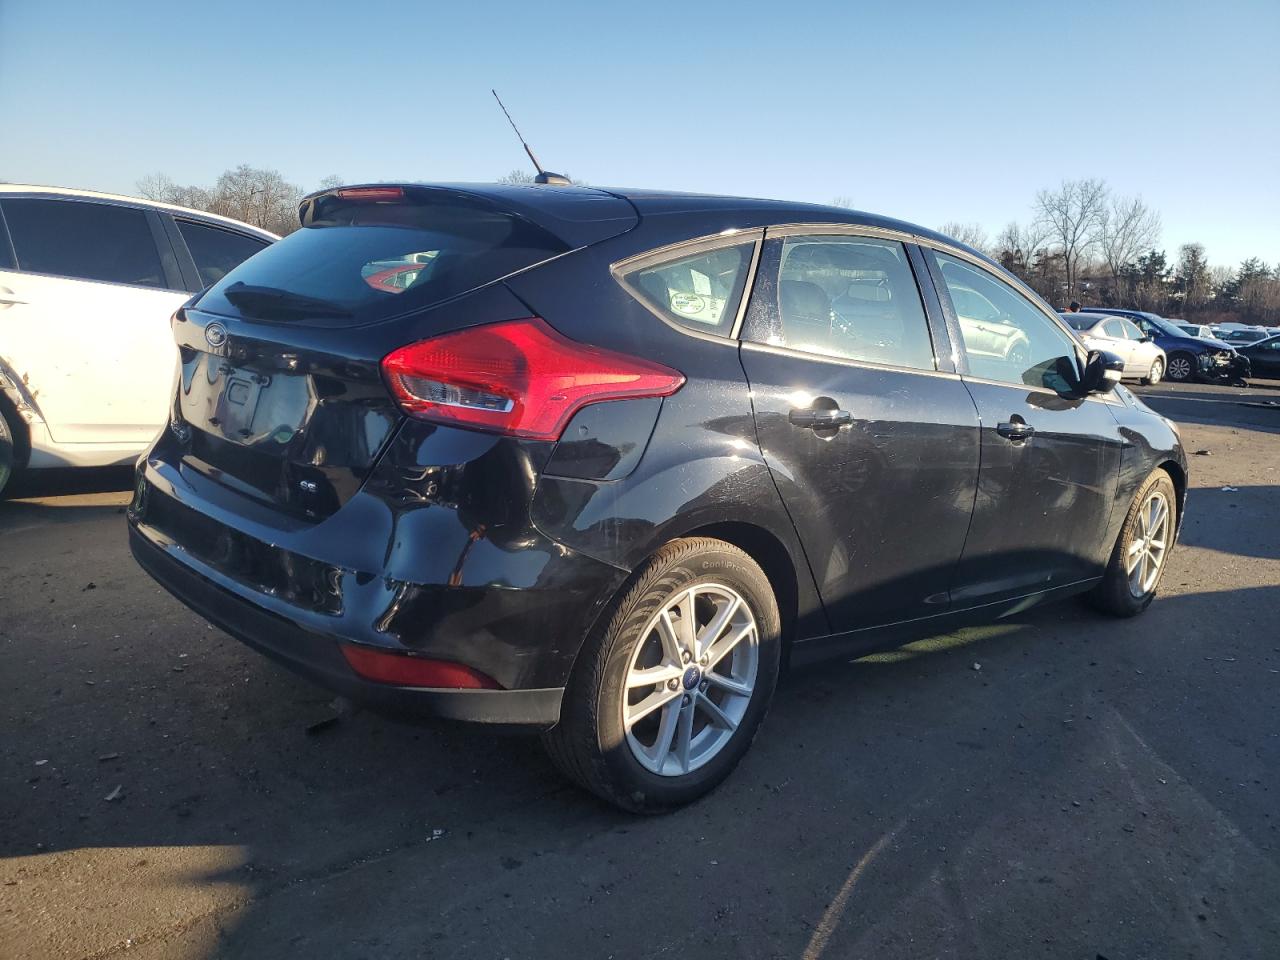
{"left": 1061, "top": 312, "right": 1167, "bottom": 384}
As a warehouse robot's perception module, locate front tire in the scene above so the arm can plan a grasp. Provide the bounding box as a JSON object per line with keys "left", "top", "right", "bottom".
{"left": 1141, "top": 357, "right": 1164, "bottom": 386}
{"left": 0, "top": 401, "right": 20, "bottom": 498}
{"left": 1086, "top": 470, "right": 1177, "bottom": 617}
{"left": 1165, "top": 353, "right": 1195, "bottom": 382}
{"left": 543, "top": 537, "right": 781, "bottom": 813}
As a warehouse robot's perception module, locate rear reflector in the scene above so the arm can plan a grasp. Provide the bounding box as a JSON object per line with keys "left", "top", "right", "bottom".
{"left": 341, "top": 645, "right": 502, "bottom": 689}
{"left": 334, "top": 186, "right": 405, "bottom": 201}
{"left": 381, "top": 317, "right": 684, "bottom": 440}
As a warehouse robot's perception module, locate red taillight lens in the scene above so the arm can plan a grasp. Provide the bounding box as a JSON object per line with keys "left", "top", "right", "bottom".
{"left": 380, "top": 317, "right": 685, "bottom": 440}
{"left": 334, "top": 186, "right": 405, "bottom": 201}
{"left": 341, "top": 645, "right": 502, "bottom": 689}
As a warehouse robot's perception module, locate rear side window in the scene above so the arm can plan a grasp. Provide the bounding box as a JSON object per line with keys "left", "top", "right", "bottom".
{"left": 620, "top": 242, "right": 755, "bottom": 336}
{"left": 176, "top": 219, "right": 269, "bottom": 289}
{"left": 2, "top": 197, "right": 166, "bottom": 288}
{"left": 747, "top": 235, "right": 936, "bottom": 370}
{"left": 195, "top": 188, "right": 569, "bottom": 326}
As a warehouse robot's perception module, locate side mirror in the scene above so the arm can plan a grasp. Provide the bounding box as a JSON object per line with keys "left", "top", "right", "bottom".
{"left": 1139, "top": 335, "right": 1153, "bottom": 343}
{"left": 1078, "top": 349, "right": 1126, "bottom": 394}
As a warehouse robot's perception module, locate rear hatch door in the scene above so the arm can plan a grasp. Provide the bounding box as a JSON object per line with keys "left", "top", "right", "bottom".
{"left": 171, "top": 184, "right": 637, "bottom": 520}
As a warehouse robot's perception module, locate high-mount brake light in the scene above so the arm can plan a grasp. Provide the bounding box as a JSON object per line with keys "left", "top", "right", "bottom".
{"left": 334, "top": 186, "right": 405, "bottom": 201}
{"left": 380, "top": 318, "right": 685, "bottom": 441}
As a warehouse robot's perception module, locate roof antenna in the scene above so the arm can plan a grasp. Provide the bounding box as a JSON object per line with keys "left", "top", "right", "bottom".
{"left": 491, "top": 89, "right": 572, "bottom": 186}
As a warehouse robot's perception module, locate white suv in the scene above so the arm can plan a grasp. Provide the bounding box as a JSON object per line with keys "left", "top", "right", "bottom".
{"left": 0, "top": 185, "right": 276, "bottom": 495}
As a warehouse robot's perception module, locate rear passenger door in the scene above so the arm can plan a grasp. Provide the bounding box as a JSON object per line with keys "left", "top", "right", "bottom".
{"left": 738, "top": 229, "right": 980, "bottom": 632}
{"left": 0, "top": 196, "right": 189, "bottom": 443}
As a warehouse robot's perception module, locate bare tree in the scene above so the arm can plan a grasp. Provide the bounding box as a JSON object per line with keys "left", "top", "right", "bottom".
{"left": 317, "top": 174, "right": 345, "bottom": 191}
{"left": 993, "top": 220, "right": 1048, "bottom": 273}
{"left": 1034, "top": 178, "right": 1109, "bottom": 299}
{"left": 938, "top": 221, "right": 990, "bottom": 254}
{"left": 205, "top": 165, "right": 304, "bottom": 235}
{"left": 135, "top": 172, "right": 212, "bottom": 211}
{"left": 829, "top": 195, "right": 854, "bottom": 209}
{"left": 499, "top": 169, "right": 535, "bottom": 184}
{"left": 1099, "top": 195, "right": 1161, "bottom": 281}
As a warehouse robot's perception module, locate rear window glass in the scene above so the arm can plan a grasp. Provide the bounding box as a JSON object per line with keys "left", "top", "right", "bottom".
{"left": 195, "top": 189, "right": 569, "bottom": 326}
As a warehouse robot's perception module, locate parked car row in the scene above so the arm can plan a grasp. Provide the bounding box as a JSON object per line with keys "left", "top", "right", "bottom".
{"left": 0, "top": 185, "right": 276, "bottom": 495}
{"left": 1075, "top": 307, "right": 1251, "bottom": 383}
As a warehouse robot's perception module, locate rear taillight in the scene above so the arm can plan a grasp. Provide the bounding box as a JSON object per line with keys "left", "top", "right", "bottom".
{"left": 341, "top": 645, "right": 501, "bottom": 689}
{"left": 380, "top": 317, "right": 684, "bottom": 440}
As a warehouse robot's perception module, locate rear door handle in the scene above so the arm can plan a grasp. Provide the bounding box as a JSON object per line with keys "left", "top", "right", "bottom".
{"left": 996, "top": 420, "right": 1035, "bottom": 442}
{"left": 0, "top": 291, "right": 27, "bottom": 306}
{"left": 789, "top": 408, "right": 853, "bottom": 429}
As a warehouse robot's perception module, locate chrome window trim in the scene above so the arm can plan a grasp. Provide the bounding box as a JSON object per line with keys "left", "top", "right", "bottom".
{"left": 740, "top": 339, "right": 959, "bottom": 380}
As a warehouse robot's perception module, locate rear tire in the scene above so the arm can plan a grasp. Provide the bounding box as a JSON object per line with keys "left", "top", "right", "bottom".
{"left": 1086, "top": 470, "right": 1177, "bottom": 617}
{"left": 1141, "top": 357, "right": 1164, "bottom": 386}
{"left": 543, "top": 537, "right": 781, "bottom": 813}
{"left": 1165, "top": 353, "right": 1195, "bottom": 382}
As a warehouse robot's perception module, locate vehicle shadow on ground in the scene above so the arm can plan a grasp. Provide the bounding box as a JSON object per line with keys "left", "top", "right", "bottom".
{"left": 4, "top": 582, "right": 1279, "bottom": 959}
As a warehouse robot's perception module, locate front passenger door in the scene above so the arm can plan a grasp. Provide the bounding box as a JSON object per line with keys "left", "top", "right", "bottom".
{"left": 926, "top": 251, "right": 1124, "bottom": 606}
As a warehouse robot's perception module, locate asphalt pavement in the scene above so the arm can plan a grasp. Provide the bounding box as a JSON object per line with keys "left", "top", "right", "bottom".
{"left": 2, "top": 380, "right": 1278, "bottom": 960}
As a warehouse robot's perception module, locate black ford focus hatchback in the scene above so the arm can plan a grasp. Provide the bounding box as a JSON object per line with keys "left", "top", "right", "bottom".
{"left": 129, "top": 183, "right": 1187, "bottom": 811}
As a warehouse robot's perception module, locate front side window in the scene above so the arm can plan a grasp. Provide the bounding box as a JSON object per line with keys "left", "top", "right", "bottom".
{"left": 2, "top": 198, "right": 166, "bottom": 288}
{"left": 934, "top": 252, "right": 1079, "bottom": 391}
{"left": 176, "top": 219, "right": 270, "bottom": 289}
{"left": 621, "top": 242, "right": 754, "bottom": 336}
{"left": 749, "top": 235, "right": 935, "bottom": 370}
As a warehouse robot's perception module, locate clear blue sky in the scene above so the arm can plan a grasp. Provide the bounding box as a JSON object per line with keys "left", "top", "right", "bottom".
{"left": 2, "top": 0, "right": 1277, "bottom": 267}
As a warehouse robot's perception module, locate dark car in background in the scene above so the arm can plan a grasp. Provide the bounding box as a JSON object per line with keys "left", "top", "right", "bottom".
{"left": 128, "top": 183, "right": 1188, "bottom": 811}
{"left": 1234, "top": 334, "right": 1280, "bottom": 379}
{"left": 1079, "top": 307, "right": 1248, "bottom": 383}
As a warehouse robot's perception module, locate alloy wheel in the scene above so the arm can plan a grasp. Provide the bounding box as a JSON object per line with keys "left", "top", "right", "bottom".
{"left": 1149, "top": 358, "right": 1163, "bottom": 384}
{"left": 623, "top": 583, "right": 758, "bottom": 777}
{"left": 1126, "top": 489, "right": 1171, "bottom": 597}
{"left": 1167, "top": 356, "right": 1192, "bottom": 381}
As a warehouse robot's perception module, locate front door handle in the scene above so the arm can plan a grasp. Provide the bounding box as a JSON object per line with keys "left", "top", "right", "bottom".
{"left": 996, "top": 419, "right": 1035, "bottom": 442}
{"left": 0, "top": 289, "right": 27, "bottom": 306}
{"left": 789, "top": 408, "right": 853, "bottom": 429}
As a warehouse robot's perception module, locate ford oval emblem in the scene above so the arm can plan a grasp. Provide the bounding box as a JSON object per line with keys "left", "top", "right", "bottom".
{"left": 204, "top": 322, "right": 228, "bottom": 348}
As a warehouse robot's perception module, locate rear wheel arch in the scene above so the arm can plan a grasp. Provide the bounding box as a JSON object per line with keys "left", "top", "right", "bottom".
{"left": 681, "top": 521, "right": 799, "bottom": 657}
{"left": 566, "top": 520, "right": 801, "bottom": 689}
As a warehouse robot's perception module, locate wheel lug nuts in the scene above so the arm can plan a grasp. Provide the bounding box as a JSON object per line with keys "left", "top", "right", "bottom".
{"left": 682, "top": 695, "right": 691, "bottom": 706}
{"left": 699, "top": 681, "right": 708, "bottom": 692}
{"left": 699, "top": 656, "right": 708, "bottom": 667}
{"left": 682, "top": 650, "right": 692, "bottom": 664}
{"left": 667, "top": 678, "right": 679, "bottom": 691}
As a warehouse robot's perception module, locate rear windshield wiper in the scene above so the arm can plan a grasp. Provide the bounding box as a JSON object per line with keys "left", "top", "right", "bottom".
{"left": 221, "top": 283, "right": 353, "bottom": 319}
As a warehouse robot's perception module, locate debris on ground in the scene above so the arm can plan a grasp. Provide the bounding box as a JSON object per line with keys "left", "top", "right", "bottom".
{"left": 1193, "top": 449, "right": 1212, "bottom": 456}
{"left": 103, "top": 785, "right": 124, "bottom": 802}
{"left": 1220, "top": 486, "right": 1239, "bottom": 492}
{"left": 972, "top": 662, "right": 982, "bottom": 671}
{"left": 97, "top": 752, "right": 120, "bottom": 762}
{"left": 82, "top": 582, "right": 96, "bottom": 590}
